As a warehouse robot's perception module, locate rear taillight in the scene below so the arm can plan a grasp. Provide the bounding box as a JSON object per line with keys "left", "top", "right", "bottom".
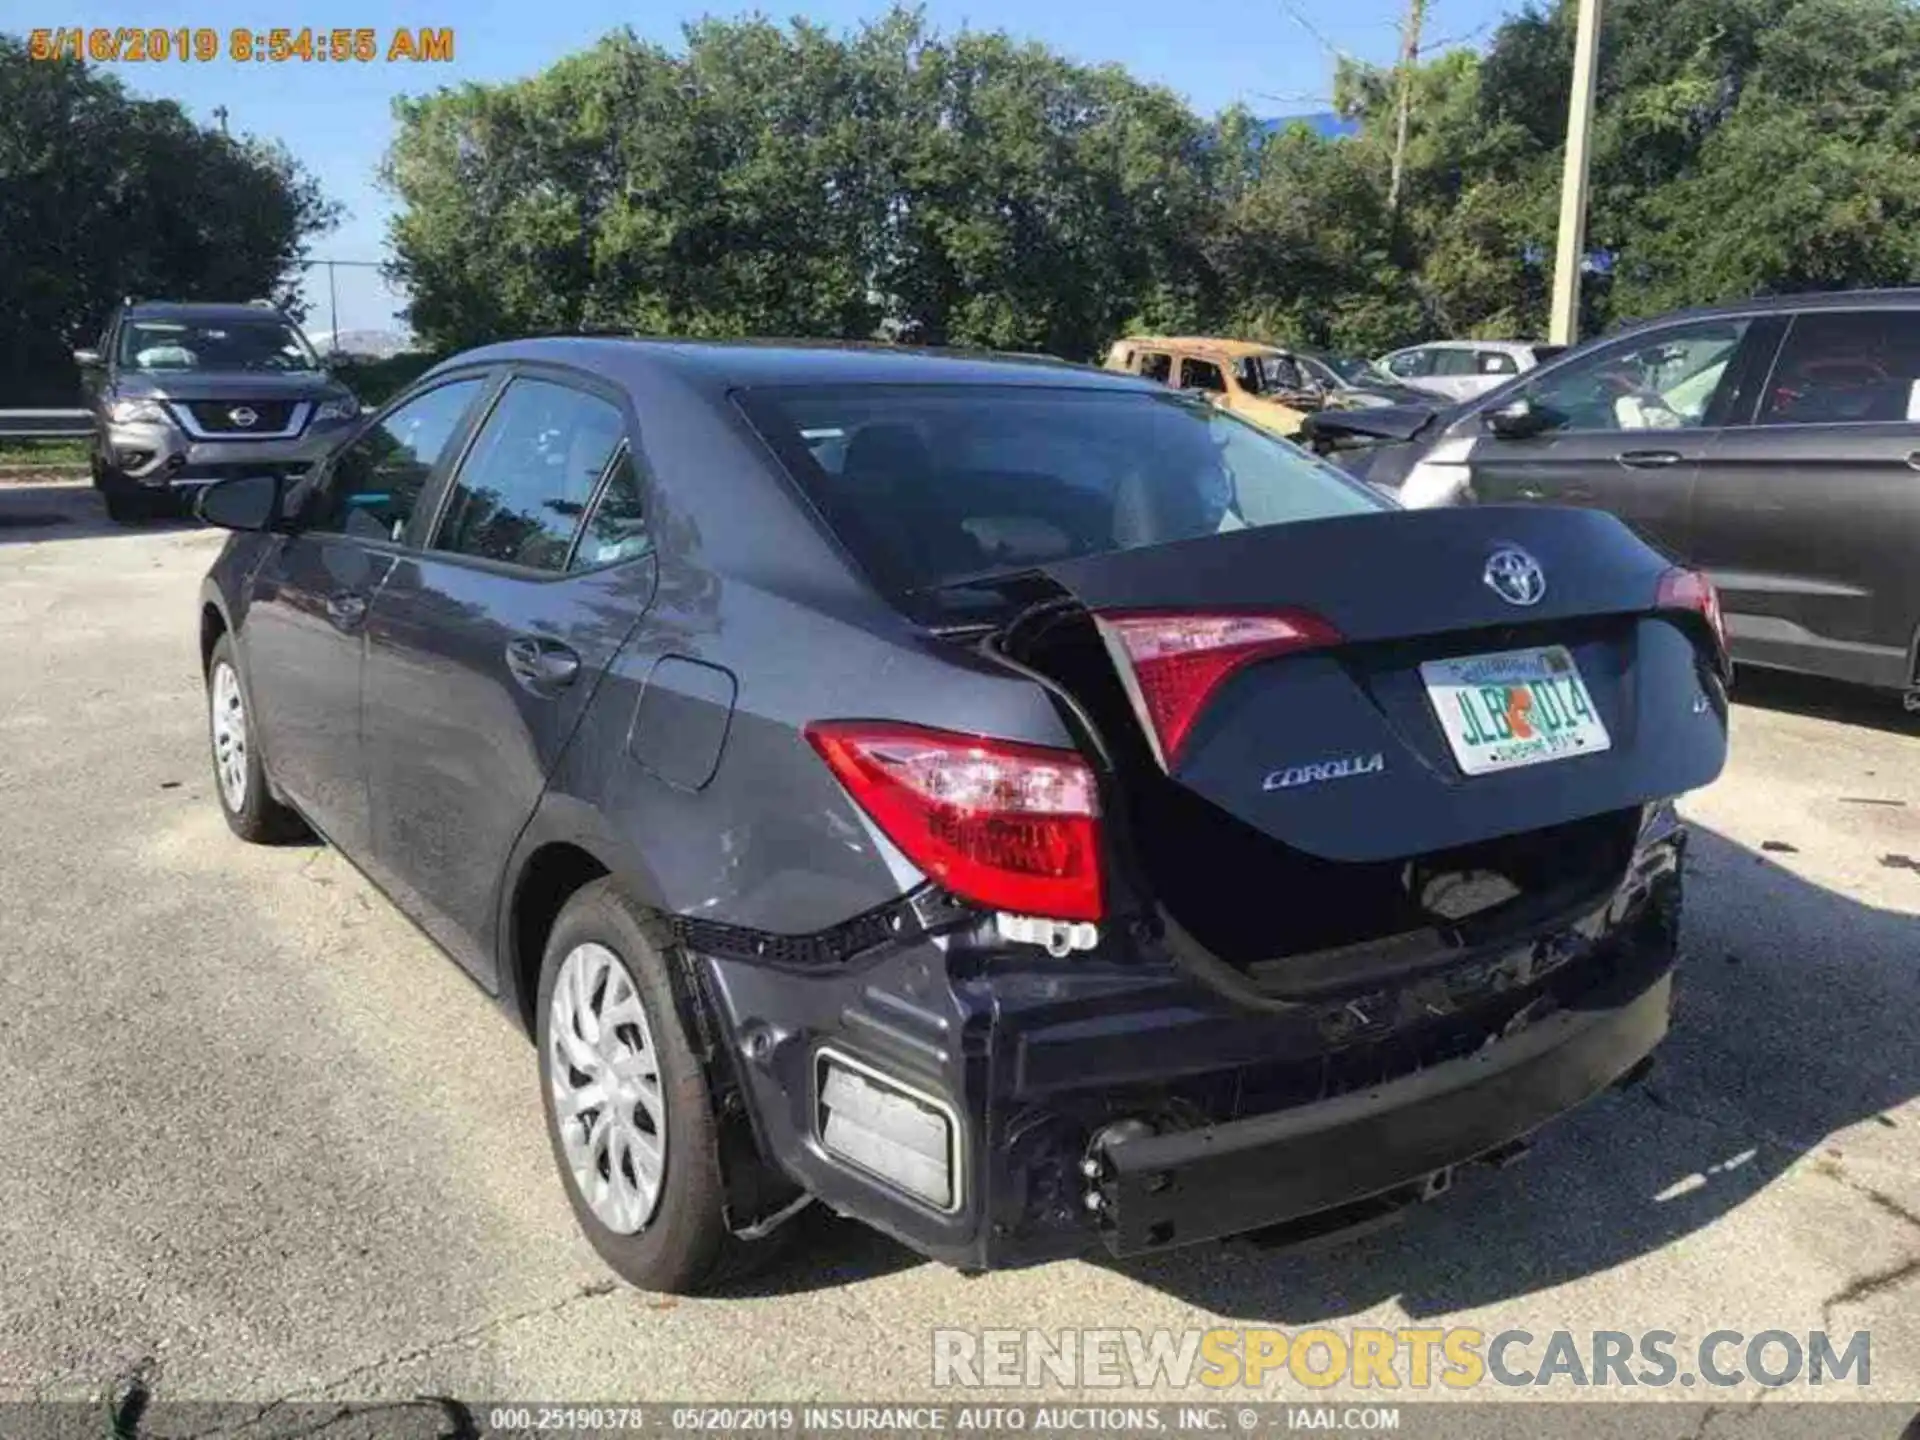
{"left": 1094, "top": 609, "right": 1343, "bottom": 767}
{"left": 1656, "top": 566, "right": 1729, "bottom": 667}
{"left": 803, "top": 721, "right": 1103, "bottom": 922}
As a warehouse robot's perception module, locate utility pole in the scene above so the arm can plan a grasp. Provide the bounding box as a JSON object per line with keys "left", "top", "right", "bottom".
{"left": 327, "top": 260, "right": 340, "bottom": 346}
{"left": 1547, "top": 0, "right": 1604, "bottom": 345}
{"left": 1386, "top": 0, "right": 1427, "bottom": 214}
{"left": 212, "top": 104, "right": 229, "bottom": 136}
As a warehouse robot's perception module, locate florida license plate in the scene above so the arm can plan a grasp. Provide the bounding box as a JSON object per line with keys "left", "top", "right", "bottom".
{"left": 1420, "top": 645, "right": 1612, "bottom": 776}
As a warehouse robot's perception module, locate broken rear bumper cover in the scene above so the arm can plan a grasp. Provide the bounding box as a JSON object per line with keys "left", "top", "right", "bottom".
{"left": 696, "top": 818, "right": 1684, "bottom": 1272}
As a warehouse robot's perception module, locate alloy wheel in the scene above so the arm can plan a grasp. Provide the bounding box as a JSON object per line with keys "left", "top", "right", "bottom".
{"left": 549, "top": 942, "right": 668, "bottom": 1234}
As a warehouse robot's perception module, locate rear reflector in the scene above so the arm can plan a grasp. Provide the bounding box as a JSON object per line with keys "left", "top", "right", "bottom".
{"left": 1095, "top": 609, "right": 1343, "bottom": 767}
{"left": 1656, "top": 567, "right": 1729, "bottom": 667}
{"left": 803, "top": 720, "right": 1103, "bottom": 921}
{"left": 817, "top": 1050, "right": 957, "bottom": 1209}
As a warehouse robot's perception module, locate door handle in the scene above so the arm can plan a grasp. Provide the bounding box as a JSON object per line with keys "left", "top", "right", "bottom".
{"left": 1517, "top": 487, "right": 1546, "bottom": 500}
{"left": 1616, "top": 450, "right": 1682, "bottom": 469}
{"left": 325, "top": 590, "right": 368, "bottom": 631}
{"left": 506, "top": 636, "right": 580, "bottom": 690}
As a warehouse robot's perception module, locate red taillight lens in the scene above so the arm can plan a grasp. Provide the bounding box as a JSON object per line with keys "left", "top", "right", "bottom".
{"left": 1094, "top": 609, "right": 1343, "bottom": 767}
{"left": 1656, "top": 566, "right": 1729, "bottom": 664}
{"left": 804, "top": 721, "right": 1104, "bottom": 922}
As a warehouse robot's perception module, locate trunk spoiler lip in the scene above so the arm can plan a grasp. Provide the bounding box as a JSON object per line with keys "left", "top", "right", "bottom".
{"left": 917, "top": 505, "right": 1672, "bottom": 635}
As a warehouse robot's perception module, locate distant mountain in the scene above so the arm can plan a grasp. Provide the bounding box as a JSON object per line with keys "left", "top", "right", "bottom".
{"left": 1256, "top": 112, "right": 1362, "bottom": 140}
{"left": 309, "top": 328, "right": 416, "bottom": 359}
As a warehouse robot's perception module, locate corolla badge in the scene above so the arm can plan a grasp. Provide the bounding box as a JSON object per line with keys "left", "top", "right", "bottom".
{"left": 1263, "top": 752, "right": 1386, "bottom": 791}
{"left": 1484, "top": 545, "right": 1546, "bottom": 606}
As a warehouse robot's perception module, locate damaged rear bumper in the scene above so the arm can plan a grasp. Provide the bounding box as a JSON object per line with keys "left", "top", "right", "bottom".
{"left": 696, "top": 816, "right": 1684, "bottom": 1272}
{"left": 1093, "top": 967, "right": 1668, "bottom": 1257}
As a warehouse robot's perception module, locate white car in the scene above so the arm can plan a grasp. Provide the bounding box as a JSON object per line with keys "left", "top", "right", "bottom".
{"left": 1376, "top": 340, "right": 1565, "bottom": 402}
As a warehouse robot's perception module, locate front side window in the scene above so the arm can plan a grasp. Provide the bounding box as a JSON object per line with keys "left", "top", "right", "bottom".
{"left": 737, "top": 384, "right": 1387, "bottom": 611}
{"left": 1515, "top": 319, "right": 1754, "bottom": 434}
{"left": 1478, "top": 351, "right": 1519, "bottom": 375}
{"left": 431, "top": 377, "right": 627, "bottom": 572}
{"left": 310, "top": 378, "right": 486, "bottom": 542}
{"left": 1386, "top": 350, "right": 1431, "bottom": 378}
{"left": 1250, "top": 355, "right": 1306, "bottom": 393}
{"left": 1758, "top": 310, "right": 1920, "bottom": 425}
{"left": 1179, "top": 358, "right": 1226, "bottom": 393}
{"left": 1430, "top": 349, "right": 1482, "bottom": 377}
{"left": 118, "top": 316, "right": 318, "bottom": 373}
{"left": 1137, "top": 352, "right": 1172, "bottom": 384}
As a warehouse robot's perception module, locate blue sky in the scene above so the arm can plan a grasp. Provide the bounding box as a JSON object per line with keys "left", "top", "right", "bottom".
{"left": 75, "top": 0, "right": 1510, "bottom": 336}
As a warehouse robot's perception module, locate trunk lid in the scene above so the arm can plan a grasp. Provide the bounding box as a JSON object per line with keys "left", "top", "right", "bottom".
{"left": 1035, "top": 504, "right": 1727, "bottom": 864}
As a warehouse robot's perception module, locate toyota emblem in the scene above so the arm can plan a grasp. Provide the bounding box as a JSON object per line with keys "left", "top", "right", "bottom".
{"left": 228, "top": 406, "right": 259, "bottom": 428}
{"left": 1484, "top": 546, "right": 1546, "bottom": 606}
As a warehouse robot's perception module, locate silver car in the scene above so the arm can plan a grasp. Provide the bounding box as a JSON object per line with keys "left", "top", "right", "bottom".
{"left": 76, "top": 300, "right": 363, "bottom": 524}
{"left": 1376, "top": 339, "right": 1565, "bottom": 403}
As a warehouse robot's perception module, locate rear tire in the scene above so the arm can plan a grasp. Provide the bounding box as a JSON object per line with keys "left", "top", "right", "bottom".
{"left": 205, "top": 635, "right": 308, "bottom": 843}
{"left": 536, "top": 880, "right": 778, "bottom": 1294}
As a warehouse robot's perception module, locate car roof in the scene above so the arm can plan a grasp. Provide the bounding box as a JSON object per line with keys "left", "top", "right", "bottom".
{"left": 1612, "top": 286, "right": 1920, "bottom": 331}
{"left": 429, "top": 336, "right": 1154, "bottom": 392}
{"left": 1392, "top": 339, "right": 1541, "bottom": 354}
{"left": 1119, "top": 336, "right": 1283, "bottom": 359}
{"left": 124, "top": 302, "right": 292, "bottom": 323}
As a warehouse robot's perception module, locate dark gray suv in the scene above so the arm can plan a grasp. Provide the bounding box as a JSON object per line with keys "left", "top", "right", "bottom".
{"left": 76, "top": 300, "right": 362, "bottom": 523}
{"left": 1316, "top": 289, "right": 1920, "bottom": 711}
{"left": 193, "top": 338, "right": 1729, "bottom": 1293}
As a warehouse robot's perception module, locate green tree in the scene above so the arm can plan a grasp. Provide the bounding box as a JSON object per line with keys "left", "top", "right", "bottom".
{"left": 0, "top": 36, "right": 337, "bottom": 404}
{"left": 386, "top": 8, "right": 1216, "bottom": 361}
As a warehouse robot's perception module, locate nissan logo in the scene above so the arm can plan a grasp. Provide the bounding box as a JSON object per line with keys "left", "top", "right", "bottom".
{"left": 1484, "top": 545, "right": 1547, "bottom": 606}
{"left": 228, "top": 406, "right": 259, "bottom": 428}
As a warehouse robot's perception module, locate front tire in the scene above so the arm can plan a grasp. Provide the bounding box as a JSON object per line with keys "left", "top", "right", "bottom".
{"left": 536, "top": 880, "right": 767, "bottom": 1294}
{"left": 102, "top": 482, "right": 158, "bottom": 525}
{"left": 205, "top": 635, "right": 307, "bottom": 843}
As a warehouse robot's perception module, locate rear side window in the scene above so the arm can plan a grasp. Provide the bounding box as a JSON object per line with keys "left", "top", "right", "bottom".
{"left": 1477, "top": 351, "right": 1519, "bottom": 375}
{"left": 1430, "top": 349, "right": 1481, "bottom": 377}
{"left": 1137, "top": 352, "right": 1172, "bottom": 384}
{"left": 736, "top": 384, "right": 1386, "bottom": 606}
{"left": 1758, "top": 310, "right": 1920, "bottom": 425}
{"left": 431, "top": 377, "right": 626, "bottom": 572}
{"left": 572, "top": 446, "right": 652, "bottom": 570}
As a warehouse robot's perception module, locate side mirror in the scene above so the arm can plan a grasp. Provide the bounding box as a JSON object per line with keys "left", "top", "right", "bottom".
{"left": 73, "top": 348, "right": 102, "bottom": 368}
{"left": 1483, "top": 396, "right": 1555, "bottom": 439}
{"left": 196, "top": 474, "right": 285, "bottom": 532}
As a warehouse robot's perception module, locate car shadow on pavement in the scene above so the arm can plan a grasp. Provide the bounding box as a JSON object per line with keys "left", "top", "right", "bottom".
{"left": 1110, "top": 823, "right": 1920, "bottom": 1321}
{"left": 0, "top": 480, "right": 198, "bottom": 544}
{"left": 1730, "top": 666, "right": 1919, "bottom": 738}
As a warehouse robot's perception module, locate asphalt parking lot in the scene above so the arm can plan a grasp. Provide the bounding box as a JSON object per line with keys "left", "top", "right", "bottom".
{"left": 2, "top": 477, "right": 1917, "bottom": 1408}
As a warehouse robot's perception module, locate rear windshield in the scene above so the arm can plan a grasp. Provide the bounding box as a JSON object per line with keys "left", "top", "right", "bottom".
{"left": 737, "top": 384, "right": 1387, "bottom": 605}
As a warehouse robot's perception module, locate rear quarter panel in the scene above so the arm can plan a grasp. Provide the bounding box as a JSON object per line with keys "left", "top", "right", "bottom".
{"left": 534, "top": 359, "right": 1078, "bottom": 935}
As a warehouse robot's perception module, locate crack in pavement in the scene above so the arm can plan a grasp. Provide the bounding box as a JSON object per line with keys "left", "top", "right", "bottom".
{"left": 1634, "top": 1085, "right": 1920, "bottom": 1329}
{"left": 161, "top": 1280, "right": 621, "bottom": 1438}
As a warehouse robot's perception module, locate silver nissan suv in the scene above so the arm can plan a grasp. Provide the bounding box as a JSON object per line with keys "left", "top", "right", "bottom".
{"left": 76, "top": 299, "right": 363, "bottom": 524}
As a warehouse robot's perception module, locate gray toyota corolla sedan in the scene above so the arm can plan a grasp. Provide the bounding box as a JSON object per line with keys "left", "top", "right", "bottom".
{"left": 194, "top": 338, "right": 1731, "bottom": 1293}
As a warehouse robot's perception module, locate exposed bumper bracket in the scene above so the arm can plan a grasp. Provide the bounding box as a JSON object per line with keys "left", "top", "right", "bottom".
{"left": 1094, "top": 972, "right": 1670, "bottom": 1256}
